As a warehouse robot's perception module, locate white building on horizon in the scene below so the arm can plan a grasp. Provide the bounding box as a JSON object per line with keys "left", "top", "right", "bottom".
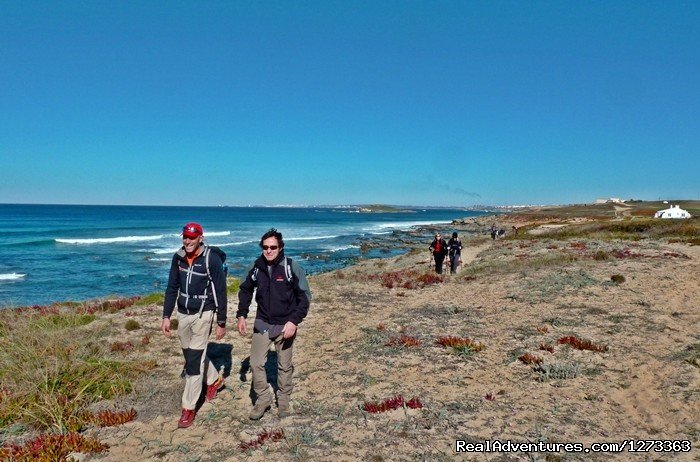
{"left": 654, "top": 205, "right": 692, "bottom": 219}
{"left": 595, "top": 198, "right": 625, "bottom": 204}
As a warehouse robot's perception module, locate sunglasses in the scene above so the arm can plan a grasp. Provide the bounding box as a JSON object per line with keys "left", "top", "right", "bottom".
{"left": 183, "top": 226, "right": 199, "bottom": 234}
{"left": 262, "top": 245, "right": 279, "bottom": 250}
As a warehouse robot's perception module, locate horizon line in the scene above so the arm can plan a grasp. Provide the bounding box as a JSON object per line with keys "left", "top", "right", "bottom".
{"left": 2, "top": 199, "right": 696, "bottom": 209}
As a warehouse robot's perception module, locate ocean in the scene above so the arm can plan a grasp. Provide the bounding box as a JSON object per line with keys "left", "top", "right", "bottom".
{"left": 0, "top": 204, "right": 486, "bottom": 308}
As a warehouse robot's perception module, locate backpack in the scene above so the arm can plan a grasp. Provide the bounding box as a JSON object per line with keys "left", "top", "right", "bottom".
{"left": 204, "top": 245, "right": 227, "bottom": 278}
{"left": 249, "top": 256, "right": 313, "bottom": 306}
{"left": 203, "top": 245, "right": 227, "bottom": 310}
{"left": 251, "top": 256, "right": 293, "bottom": 284}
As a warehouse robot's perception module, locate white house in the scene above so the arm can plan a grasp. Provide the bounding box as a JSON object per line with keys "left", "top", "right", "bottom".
{"left": 654, "top": 205, "right": 692, "bottom": 219}
{"left": 595, "top": 198, "right": 625, "bottom": 204}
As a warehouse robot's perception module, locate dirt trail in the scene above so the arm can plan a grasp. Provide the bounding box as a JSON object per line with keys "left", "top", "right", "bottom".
{"left": 85, "top": 237, "right": 699, "bottom": 461}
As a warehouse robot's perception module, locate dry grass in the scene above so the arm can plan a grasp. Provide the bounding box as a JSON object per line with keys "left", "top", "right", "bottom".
{"left": 0, "top": 305, "right": 147, "bottom": 433}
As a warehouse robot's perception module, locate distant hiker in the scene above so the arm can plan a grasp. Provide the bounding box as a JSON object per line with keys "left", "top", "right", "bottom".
{"left": 490, "top": 223, "right": 498, "bottom": 240}
{"left": 161, "top": 222, "right": 227, "bottom": 429}
{"left": 429, "top": 232, "right": 448, "bottom": 274}
{"left": 236, "top": 228, "right": 312, "bottom": 420}
{"left": 447, "top": 232, "right": 462, "bottom": 274}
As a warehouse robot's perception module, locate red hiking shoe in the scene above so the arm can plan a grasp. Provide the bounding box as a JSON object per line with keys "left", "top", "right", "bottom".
{"left": 177, "top": 409, "right": 196, "bottom": 428}
{"left": 206, "top": 376, "right": 224, "bottom": 402}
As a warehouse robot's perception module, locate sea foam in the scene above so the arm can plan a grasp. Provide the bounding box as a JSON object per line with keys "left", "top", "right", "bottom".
{"left": 374, "top": 220, "right": 452, "bottom": 230}
{"left": 0, "top": 273, "right": 26, "bottom": 281}
{"left": 56, "top": 235, "right": 166, "bottom": 244}
{"left": 285, "top": 235, "right": 339, "bottom": 241}
{"left": 328, "top": 245, "right": 360, "bottom": 252}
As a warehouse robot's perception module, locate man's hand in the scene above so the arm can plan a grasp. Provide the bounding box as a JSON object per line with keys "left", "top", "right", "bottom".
{"left": 237, "top": 317, "right": 247, "bottom": 336}
{"left": 215, "top": 325, "right": 226, "bottom": 340}
{"left": 161, "top": 318, "right": 171, "bottom": 337}
{"left": 282, "top": 321, "right": 297, "bottom": 339}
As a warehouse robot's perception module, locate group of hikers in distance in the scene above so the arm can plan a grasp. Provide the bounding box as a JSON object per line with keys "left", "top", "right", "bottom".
{"left": 428, "top": 231, "right": 462, "bottom": 274}
{"left": 161, "top": 223, "right": 311, "bottom": 428}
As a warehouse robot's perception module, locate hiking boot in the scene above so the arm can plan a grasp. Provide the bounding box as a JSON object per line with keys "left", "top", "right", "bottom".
{"left": 278, "top": 402, "right": 291, "bottom": 418}
{"left": 205, "top": 376, "right": 224, "bottom": 402}
{"left": 177, "top": 409, "right": 196, "bottom": 428}
{"left": 249, "top": 394, "right": 273, "bottom": 420}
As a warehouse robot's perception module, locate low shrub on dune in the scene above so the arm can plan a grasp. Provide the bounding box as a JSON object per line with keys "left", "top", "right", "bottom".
{"left": 0, "top": 301, "right": 150, "bottom": 436}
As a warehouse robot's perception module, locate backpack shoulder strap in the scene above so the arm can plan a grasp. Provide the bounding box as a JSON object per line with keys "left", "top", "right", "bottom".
{"left": 251, "top": 266, "right": 259, "bottom": 282}
{"left": 284, "top": 257, "right": 293, "bottom": 283}
{"left": 204, "top": 246, "right": 212, "bottom": 281}
{"left": 198, "top": 246, "right": 218, "bottom": 313}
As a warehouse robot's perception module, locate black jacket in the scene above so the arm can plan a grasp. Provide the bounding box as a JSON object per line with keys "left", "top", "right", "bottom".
{"left": 429, "top": 238, "right": 448, "bottom": 256}
{"left": 236, "top": 252, "right": 311, "bottom": 326}
{"left": 448, "top": 237, "right": 462, "bottom": 256}
{"left": 163, "top": 245, "right": 227, "bottom": 326}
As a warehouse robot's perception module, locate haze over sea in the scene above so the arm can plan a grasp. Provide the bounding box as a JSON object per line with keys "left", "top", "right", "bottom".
{"left": 1, "top": 204, "right": 485, "bottom": 308}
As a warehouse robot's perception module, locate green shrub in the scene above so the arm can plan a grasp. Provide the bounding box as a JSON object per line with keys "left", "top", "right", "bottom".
{"left": 124, "top": 319, "right": 141, "bottom": 331}
{"left": 30, "top": 313, "right": 96, "bottom": 331}
{"left": 610, "top": 274, "right": 625, "bottom": 284}
{"left": 227, "top": 277, "right": 240, "bottom": 294}
{"left": 134, "top": 292, "right": 164, "bottom": 306}
{"left": 535, "top": 362, "right": 581, "bottom": 381}
{"left": 593, "top": 250, "right": 609, "bottom": 260}
{"left": 170, "top": 318, "right": 179, "bottom": 330}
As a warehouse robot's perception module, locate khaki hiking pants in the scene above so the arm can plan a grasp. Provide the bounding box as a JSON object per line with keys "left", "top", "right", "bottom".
{"left": 177, "top": 311, "right": 219, "bottom": 410}
{"left": 250, "top": 329, "right": 294, "bottom": 406}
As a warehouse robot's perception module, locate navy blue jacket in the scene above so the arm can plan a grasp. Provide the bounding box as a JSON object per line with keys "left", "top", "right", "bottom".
{"left": 448, "top": 237, "right": 462, "bottom": 256}
{"left": 163, "top": 245, "right": 227, "bottom": 327}
{"left": 236, "top": 252, "right": 311, "bottom": 326}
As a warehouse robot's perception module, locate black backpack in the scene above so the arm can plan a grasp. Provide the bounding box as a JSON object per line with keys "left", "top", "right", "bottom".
{"left": 203, "top": 246, "right": 227, "bottom": 309}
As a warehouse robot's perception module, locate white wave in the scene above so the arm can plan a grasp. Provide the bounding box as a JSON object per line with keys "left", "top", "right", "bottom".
{"left": 217, "top": 240, "right": 256, "bottom": 247}
{"left": 328, "top": 245, "right": 360, "bottom": 252}
{"left": 373, "top": 220, "right": 452, "bottom": 230}
{"left": 151, "top": 248, "right": 179, "bottom": 254}
{"left": 150, "top": 240, "right": 247, "bottom": 253}
{"left": 285, "top": 235, "right": 339, "bottom": 242}
{"left": 204, "top": 231, "right": 231, "bottom": 237}
{"left": 148, "top": 257, "right": 171, "bottom": 262}
{"left": 56, "top": 234, "right": 165, "bottom": 244}
{"left": 0, "top": 273, "right": 26, "bottom": 281}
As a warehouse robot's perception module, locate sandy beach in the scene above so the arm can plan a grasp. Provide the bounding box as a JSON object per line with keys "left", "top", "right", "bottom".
{"left": 1, "top": 205, "right": 698, "bottom": 461}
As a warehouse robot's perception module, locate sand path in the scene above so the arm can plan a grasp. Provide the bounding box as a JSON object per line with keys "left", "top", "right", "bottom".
{"left": 86, "top": 236, "right": 699, "bottom": 461}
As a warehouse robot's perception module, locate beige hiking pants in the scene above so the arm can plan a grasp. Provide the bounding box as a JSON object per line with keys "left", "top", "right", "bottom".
{"left": 177, "top": 311, "right": 219, "bottom": 410}
{"left": 250, "top": 329, "right": 294, "bottom": 406}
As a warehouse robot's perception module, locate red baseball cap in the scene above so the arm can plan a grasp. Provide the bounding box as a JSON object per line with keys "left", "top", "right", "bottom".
{"left": 182, "top": 222, "right": 203, "bottom": 238}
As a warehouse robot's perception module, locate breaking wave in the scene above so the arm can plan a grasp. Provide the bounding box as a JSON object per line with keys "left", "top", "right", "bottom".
{"left": 285, "top": 235, "right": 339, "bottom": 242}
{"left": 0, "top": 273, "right": 26, "bottom": 281}
{"left": 56, "top": 235, "right": 166, "bottom": 244}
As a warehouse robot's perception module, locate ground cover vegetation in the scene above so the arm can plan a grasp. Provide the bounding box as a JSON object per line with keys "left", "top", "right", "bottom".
{"left": 0, "top": 298, "right": 151, "bottom": 459}
{"left": 0, "top": 201, "right": 697, "bottom": 460}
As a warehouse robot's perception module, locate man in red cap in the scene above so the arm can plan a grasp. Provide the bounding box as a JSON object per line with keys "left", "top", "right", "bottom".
{"left": 162, "top": 222, "right": 228, "bottom": 428}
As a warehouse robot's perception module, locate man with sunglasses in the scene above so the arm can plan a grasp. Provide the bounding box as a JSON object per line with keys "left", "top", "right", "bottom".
{"left": 236, "top": 228, "right": 311, "bottom": 420}
{"left": 162, "top": 222, "right": 227, "bottom": 428}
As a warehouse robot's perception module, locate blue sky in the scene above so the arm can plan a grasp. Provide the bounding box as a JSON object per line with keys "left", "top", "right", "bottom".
{"left": 1, "top": 1, "right": 698, "bottom": 206}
